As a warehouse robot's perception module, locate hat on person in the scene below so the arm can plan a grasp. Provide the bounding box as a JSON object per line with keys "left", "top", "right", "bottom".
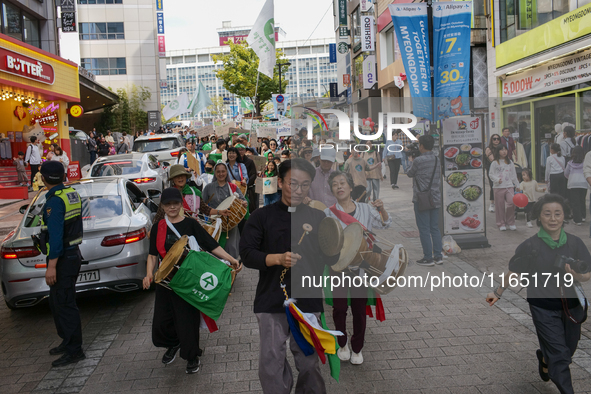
{"left": 301, "top": 146, "right": 313, "bottom": 154}
{"left": 319, "top": 148, "right": 336, "bottom": 162}
{"left": 311, "top": 148, "right": 320, "bottom": 158}
{"left": 40, "top": 160, "right": 65, "bottom": 183}
{"left": 169, "top": 164, "right": 191, "bottom": 180}
{"left": 160, "top": 187, "right": 183, "bottom": 204}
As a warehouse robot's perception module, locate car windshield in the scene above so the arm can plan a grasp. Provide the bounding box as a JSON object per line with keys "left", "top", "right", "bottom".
{"left": 24, "top": 181, "right": 123, "bottom": 228}
{"left": 133, "top": 138, "right": 180, "bottom": 152}
{"left": 91, "top": 160, "right": 143, "bottom": 177}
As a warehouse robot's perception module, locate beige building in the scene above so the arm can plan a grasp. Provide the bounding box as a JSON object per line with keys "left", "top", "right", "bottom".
{"left": 73, "top": 0, "right": 161, "bottom": 111}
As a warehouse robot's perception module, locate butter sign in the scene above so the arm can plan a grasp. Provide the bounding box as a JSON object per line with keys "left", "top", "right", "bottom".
{"left": 0, "top": 48, "right": 55, "bottom": 85}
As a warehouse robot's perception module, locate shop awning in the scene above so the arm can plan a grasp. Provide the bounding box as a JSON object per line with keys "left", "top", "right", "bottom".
{"left": 77, "top": 73, "right": 119, "bottom": 112}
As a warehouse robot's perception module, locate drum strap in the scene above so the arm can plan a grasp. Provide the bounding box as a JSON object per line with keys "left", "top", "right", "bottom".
{"left": 165, "top": 215, "right": 201, "bottom": 252}
{"left": 156, "top": 219, "right": 168, "bottom": 259}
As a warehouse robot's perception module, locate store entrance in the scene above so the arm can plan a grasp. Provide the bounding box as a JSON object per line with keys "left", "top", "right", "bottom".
{"left": 533, "top": 95, "right": 575, "bottom": 182}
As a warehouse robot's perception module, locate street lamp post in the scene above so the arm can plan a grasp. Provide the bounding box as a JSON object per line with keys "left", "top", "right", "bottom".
{"left": 276, "top": 61, "right": 292, "bottom": 94}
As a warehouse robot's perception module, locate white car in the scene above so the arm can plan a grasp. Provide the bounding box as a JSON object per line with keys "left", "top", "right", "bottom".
{"left": 132, "top": 133, "right": 185, "bottom": 163}
{"left": 89, "top": 153, "right": 167, "bottom": 200}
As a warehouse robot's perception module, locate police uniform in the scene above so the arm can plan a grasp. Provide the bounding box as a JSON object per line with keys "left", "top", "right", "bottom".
{"left": 39, "top": 161, "right": 85, "bottom": 366}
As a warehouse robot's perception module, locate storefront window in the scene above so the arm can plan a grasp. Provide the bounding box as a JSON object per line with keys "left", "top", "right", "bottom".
{"left": 3, "top": 2, "right": 22, "bottom": 41}
{"left": 503, "top": 103, "right": 532, "bottom": 174}
{"left": 23, "top": 14, "right": 39, "bottom": 48}
{"left": 383, "top": 26, "right": 399, "bottom": 68}
{"left": 533, "top": 96, "right": 575, "bottom": 180}
{"left": 352, "top": 7, "right": 361, "bottom": 52}
{"left": 581, "top": 90, "right": 591, "bottom": 132}
{"left": 499, "top": 0, "right": 587, "bottom": 43}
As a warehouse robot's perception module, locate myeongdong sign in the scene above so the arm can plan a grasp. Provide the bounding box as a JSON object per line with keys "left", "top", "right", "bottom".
{"left": 502, "top": 47, "right": 591, "bottom": 99}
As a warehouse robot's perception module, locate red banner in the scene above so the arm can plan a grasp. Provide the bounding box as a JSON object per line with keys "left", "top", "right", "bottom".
{"left": 158, "top": 36, "right": 166, "bottom": 57}
{"left": 67, "top": 161, "right": 81, "bottom": 180}
{"left": 0, "top": 48, "right": 55, "bottom": 85}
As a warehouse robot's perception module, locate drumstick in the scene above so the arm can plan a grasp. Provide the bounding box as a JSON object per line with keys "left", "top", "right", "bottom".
{"left": 298, "top": 224, "right": 313, "bottom": 245}
{"left": 356, "top": 191, "right": 367, "bottom": 202}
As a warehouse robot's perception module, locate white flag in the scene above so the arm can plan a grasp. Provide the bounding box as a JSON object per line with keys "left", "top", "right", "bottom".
{"left": 188, "top": 82, "right": 213, "bottom": 118}
{"left": 162, "top": 92, "right": 189, "bottom": 121}
{"left": 247, "top": 0, "right": 276, "bottom": 78}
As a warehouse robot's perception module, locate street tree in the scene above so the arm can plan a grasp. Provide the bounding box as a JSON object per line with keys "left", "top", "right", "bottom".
{"left": 212, "top": 41, "right": 290, "bottom": 117}
{"left": 98, "top": 84, "right": 151, "bottom": 134}
{"left": 207, "top": 96, "right": 226, "bottom": 118}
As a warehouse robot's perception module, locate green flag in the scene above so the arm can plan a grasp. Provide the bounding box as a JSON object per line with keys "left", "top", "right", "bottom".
{"left": 240, "top": 97, "right": 253, "bottom": 110}
{"left": 188, "top": 82, "right": 213, "bottom": 118}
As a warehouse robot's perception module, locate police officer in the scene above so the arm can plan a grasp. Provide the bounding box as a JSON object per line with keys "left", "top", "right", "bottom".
{"left": 39, "top": 161, "right": 86, "bottom": 367}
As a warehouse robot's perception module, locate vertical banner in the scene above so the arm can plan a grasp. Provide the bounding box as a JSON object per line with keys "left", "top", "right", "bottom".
{"left": 441, "top": 116, "right": 486, "bottom": 236}
{"left": 329, "top": 43, "right": 337, "bottom": 63}
{"left": 158, "top": 36, "right": 166, "bottom": 57}
{"left": 433, "top": 2, "right": 472, "bottom": 120}
{"left": 338, "top": 0, "right": 347, "bottom": 26}
{"left": 156, "top": 0, "right": 163, "bottom": 11}
{"left": 519, "top": 0, "right": 537, "bottom": 29}
{"left": 388, "top": 4, "right": 432, "bottom": 120}
{"left": 157, "top": 13, "right": 165, "bottom": 34}
{"left": 362, "top": 55, "right": 376, "bottom": 89}
{"left": 361, "top": 15, "right": 375, "bottom": 51}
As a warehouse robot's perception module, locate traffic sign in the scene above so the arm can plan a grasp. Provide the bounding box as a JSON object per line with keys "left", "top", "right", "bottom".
{"left": 276, "top": 94, "right": 284, "bottom": 103}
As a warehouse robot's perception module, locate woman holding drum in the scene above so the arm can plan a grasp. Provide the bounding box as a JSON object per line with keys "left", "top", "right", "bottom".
{"left": 143, "top": 188, "right": 241, "bottom": 374}
{"left": 324, "top": 171, "right": 392, "bottom": 365}
{"left": 202, "top": 161, "right": 248, "bottom": 259}
{"left": 168, "top": 164, "right": 213, "bottom": 219}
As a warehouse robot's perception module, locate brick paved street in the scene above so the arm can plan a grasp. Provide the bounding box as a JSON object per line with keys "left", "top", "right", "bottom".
{"left": 1, "top": 175, "right": 590, "bottom": 393}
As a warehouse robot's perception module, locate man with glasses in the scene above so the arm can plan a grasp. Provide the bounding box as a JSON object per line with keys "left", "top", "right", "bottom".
{"left": 501, "top": 127, "right": 516, "bottom": 161}
{"left": 240, "top": 159, "right": 339, "bottom": 394}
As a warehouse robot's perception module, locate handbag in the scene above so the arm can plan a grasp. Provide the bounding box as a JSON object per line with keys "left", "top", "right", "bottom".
{"left": 416, "top": 157, "right": 438, "bottom": 211}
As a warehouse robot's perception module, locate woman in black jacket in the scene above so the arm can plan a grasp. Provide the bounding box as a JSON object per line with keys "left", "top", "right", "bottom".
{"left": 487, "top": 194, "right": 590, "bottom": 394}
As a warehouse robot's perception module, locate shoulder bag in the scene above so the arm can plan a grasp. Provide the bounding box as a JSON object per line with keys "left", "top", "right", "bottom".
{"left": 416, "top": 157, "right": 438, "bottom": 211}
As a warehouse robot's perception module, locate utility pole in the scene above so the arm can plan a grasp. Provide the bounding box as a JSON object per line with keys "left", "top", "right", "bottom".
{"left": 276, "top": 61, "right": 292, "bottom": 94}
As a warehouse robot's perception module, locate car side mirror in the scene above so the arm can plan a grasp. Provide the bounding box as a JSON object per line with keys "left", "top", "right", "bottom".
{"left": 148, "top": 190, "right": 161, "bottom": 199}
{"left": 19, "top": 204, "right": 29, "bottom": 214}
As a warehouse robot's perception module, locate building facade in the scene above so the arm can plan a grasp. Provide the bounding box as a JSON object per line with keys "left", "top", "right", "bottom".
{"left": 490, "top": 0, "right": 591, "bottom": 181}
{"left": 161, "top": 37, "right": 338, "bottom": 121}
{"left": 74, "top": 0, "right": 161, "bottom": 111}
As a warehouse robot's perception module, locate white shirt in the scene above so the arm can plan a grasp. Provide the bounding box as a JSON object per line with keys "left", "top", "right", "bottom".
{"left": 489, "top": 160, "right": 520, "bottom": 189}
{"left": 52, "top": 153, "right": 70, "bottom": 169}
{"left": 25, "top": 143, "right": 41, "bottom": 165}
{"left": 323, "top": 201, "right": 391, "bottom": 232}
{"left": 560, "top": 139, "right": 576, "bottom": 158}
{"left": 545, "top": 154, "right": 565, "bottom": 182}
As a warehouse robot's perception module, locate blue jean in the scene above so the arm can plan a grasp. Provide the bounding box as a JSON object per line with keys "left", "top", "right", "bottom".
{"left": 366, "top": 178, "right": 380, "bottom": 200}
{"left": 401, "top": 152, "right": 410, "bottom": 173}
{"left": 264, "top": 192, "right": 281, "bottom": 206}
{"left": 414, "top": 203, "right": 443, "bottom": 260}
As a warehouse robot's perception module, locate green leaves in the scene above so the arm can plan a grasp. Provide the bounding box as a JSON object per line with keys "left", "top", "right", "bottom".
{"left": 212, "top": 41, "right": 290, "bottom": 116}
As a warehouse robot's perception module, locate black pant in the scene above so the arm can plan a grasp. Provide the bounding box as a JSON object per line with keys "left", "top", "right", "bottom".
{"left": 30, "top": 164, "right": 39, "bottom": 186}
{"left": 152, "top": 285, "right": 202, "bottom": 361}
{"left": 530, "top": 304, "right": 584, "bottom": 394}
{"left": 388, "top": 157, "right": 401, "bottom": 186}
{"left": 487, "top": 169, "right": 494, "bottom": 201}
{"left": 549, "top": 173, "right": 568, "bottom": 201}
{"left": 49, "top": 247, "right": 83, "bottom": 356}
{"left": 568, "top": 188, "right": 587, "bottom": 224}
{"left": 247, "top": 185, "right": 258, "bottom": 213}
{"left": 525, "top": 202, "right": 535, "bottom": 222}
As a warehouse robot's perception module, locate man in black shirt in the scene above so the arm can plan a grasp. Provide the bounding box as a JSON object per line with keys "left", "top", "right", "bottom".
{"left": 240, "top": 159, "right": 339, "bottom": 394}
{"left": 144, "top": 188, "right": 241, "bottom": 374}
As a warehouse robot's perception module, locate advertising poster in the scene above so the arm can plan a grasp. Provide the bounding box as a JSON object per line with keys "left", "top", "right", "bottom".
{"left": 441, "top": 116, "right": 486, "bottom": 235}
{"left": 388, "top": 4, "right": 432, "bottom": 120}
{"left": 433, "top": 2, "right": 472, "bottom": 120}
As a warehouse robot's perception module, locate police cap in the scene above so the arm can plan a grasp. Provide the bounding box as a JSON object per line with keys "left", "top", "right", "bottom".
{"left": 40, "top": 161, "right": 65, "bottom": 183}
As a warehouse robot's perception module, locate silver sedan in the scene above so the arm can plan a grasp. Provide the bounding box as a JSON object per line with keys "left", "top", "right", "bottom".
{"left": 0, "top": 178, "right": 154, "bottom": 309}
{"left": 89, "top": 152, "right": 168, "bottom": 200}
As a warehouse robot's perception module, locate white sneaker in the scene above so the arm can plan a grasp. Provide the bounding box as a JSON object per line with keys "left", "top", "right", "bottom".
{"left": 489, "top": 203, "right": 495, "bottom": 213}
{"left": 350, "top": 351, "right": 363, "bottom": 365}
{"left": 526, "top": 221, "right": 533, "bottom": 228}
{"left": 337, "top": 340, "right": 350, "bottom": 361}
{"left": 499, "top": 226, "right": 507, "bottom": 231}
{"left": 582, "top": 218, "right": 586, "bottom": 222}
{"left": 509, "top": 225, "right": 517, "bottom": 231}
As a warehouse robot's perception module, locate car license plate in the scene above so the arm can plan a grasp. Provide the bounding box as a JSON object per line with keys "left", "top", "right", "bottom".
{"left": 77, "top": 270, "right": 99, "bottom": 283}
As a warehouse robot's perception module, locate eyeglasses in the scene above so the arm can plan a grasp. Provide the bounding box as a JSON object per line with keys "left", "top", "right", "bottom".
{"left": 289, "top": 182, "right": 311, "bottom": 192}
{"left": 492, "top": 137, "right": 500, "bottom": 141}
